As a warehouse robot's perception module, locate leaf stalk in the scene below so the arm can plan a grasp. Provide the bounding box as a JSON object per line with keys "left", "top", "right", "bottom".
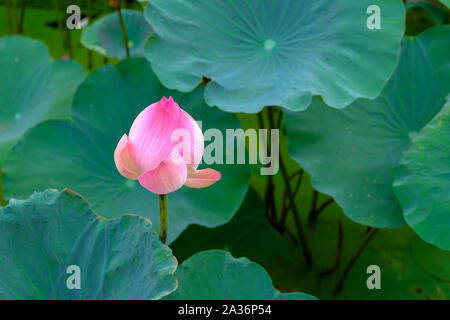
{"left": 158, "top": 194, "right": 168, "bottom": 243}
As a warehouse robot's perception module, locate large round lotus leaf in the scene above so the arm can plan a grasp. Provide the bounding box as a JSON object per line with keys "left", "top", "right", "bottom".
{"left": 81, "top": 10, "right": 152, "bottom": 59}
{"left": 0, "top": 35, "right": 86, "bottom": 167}
{"left": 285, "top": 26, "right": 450, "bottom": 228}
{"left": 142, "top": 0, "right": 405, "bottom": 113}
{"left": 3, "top": 58, "right": 250, "bottom": 243}
{"left": 165, "top": 250, "right": 315, "bottom": 300}
{"left": 441, "top": 0, "right": 450, "bottom": 8}
{"left": 394, "top": 100, "right": 450, "bottom": 249}
{"left": 0, "top": 189, "right": 177, "bottom": 300}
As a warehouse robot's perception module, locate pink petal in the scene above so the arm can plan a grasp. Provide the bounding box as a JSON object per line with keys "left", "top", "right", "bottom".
{"left": 138, "top": 158, "right": 187, "bottom": 194}
{"left": 114, "top": 134, "right": 140, "bottom": 180}
{"left": 184, "top": 168, "right": 221, "bottom": 188}
{"left": 129, "top": 97, "right": 182, "bottom": 172}
{"left": 176, "top": 110, "right": 204, "bottom": 169}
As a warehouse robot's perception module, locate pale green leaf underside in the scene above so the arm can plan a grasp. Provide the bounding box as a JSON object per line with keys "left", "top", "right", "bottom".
{"left": 143, "top": 0, "right": 405, "bottom": 113}
{"left": 0, "top": 36, "right": 86, "bottom": 167}
{"left": 3, "top": 58, "right": 250, "bottom": 243}
{"left": 165, "top": 250, "right": 316, "bottom": 300}
{"left": 0, "top": 189, "right": 177, "bottom": 300}
{"left": 81, "top": 10, "right": 152, "bottom": 59}
{"left": 285, "top": 26, "right": 450, "bottom": 228}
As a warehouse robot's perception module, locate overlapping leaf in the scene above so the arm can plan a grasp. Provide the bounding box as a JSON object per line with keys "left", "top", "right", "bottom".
{"left": 394, "top": 99, "right": 450, "bottom": 249}
{"left": 165, "top": 250, "right": 315, "bottom": 300}
{"left": 0, "top": 36, "right": 86, "bottom": 167}
{"left": 142, "top": 0, "right": 405, "bottom": 113}
{"left": 411, "top": 236, "right": 450, "bottom": 282}
{"left": 3, "top": 58, "right": 250, "bottom": 243}
{"left": 81, "top": 10, "right": 152, "bottom": 59}
{"left": 285, "top": 26, "right": 450, "bottom": 228}
{"left": 174, "top": 171, "right": 450, "bottom": 299}
{"left": 0, "top": 189, "right": 177, "bottom": 300}
{"left": 406, "top": 1, "right": 449, "bottom": 24}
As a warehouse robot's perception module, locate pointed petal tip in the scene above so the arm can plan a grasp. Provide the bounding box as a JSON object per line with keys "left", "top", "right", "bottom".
{"left": 156, "top": 95, "right": 181, "bottom": 119}
{"left": 160, "top": 96, "right": 175, "bottom": 107}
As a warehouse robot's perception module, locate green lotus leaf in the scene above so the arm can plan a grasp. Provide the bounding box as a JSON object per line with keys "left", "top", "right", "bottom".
{"left": 0, "top": 35, "right": 86, "bottom": 167}
{"left": 285, "top": 26, "right": 450, "bottom": 228}
{"left": 165, "top": 250, "right": 315, "bottom": 300}
{"left": 3, "top": 58, "right": 250, "bottom": 243}
{"left": 411, "top": 236, "right": 450, "bottom": 281}
{"left": 81, "top": 9, "right": 152, "bottom": 59}
{"left": 394, "top": 99, "right": 450, "bottom": 249}
{"left": 341, "top": 242, "right": 450, "bottom": 300}
{"left": 0, "top": 189, "right": 177, "bottom": 300}
{"left": 141, "top": 0, "right": 405, "bottom": 113}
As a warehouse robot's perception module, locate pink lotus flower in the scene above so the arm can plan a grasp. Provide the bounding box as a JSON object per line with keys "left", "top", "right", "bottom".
{"left": 114, "top": 97, "right": 221, "bottom": 194}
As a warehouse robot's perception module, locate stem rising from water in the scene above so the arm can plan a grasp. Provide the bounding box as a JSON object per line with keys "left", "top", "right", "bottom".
{"left": 158, "top": 194, "right": 168, "bottom": 243}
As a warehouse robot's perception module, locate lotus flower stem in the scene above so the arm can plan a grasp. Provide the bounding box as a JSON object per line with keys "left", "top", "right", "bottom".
{"left": 266, "top": 108, "right": 277, "bottom": 222}
{"left": 12, "top": 0, "right": 18, "bottom": 32}
{"left": 52, "top": 0, "right": 71, "bottom": 58}
{"left": 266, "top": 106, "right": 313, "bottom": 266}
{"left": 115, "top": 3, "right": 130, "bottom": 58}
{"left": 87, "top": 0, "right": 93, "bottom": 70}
{"left": 17, "top": 0, "right": 27, "bottom": 34}
{"left": 319, "top": 222, "right": 343, "bottom": 277}
{"left": 334, "top": 228, "right": 378, "bottom": 294}
{"left": 308, "top": 198, "right": 334, "bottom": 223}
{"left": 158, "top": 194, "right": 168, "bottom": 243}
{"left": 307, "top": 190, "right": 319, "bottom": 223}
{"left": 279, "top": 169, "right": 303, "bottom": 230}
{"left": 258, "top": 110, "right": 277, "bottom": 222}
{"left": 5, "top": 0, "right": 13, "bottom": 34}
{"left": 279, "top": 154, "right": 313, "bottom": 267}
{"left": 0, "top": 171, "right": 6, "bottom": 207}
